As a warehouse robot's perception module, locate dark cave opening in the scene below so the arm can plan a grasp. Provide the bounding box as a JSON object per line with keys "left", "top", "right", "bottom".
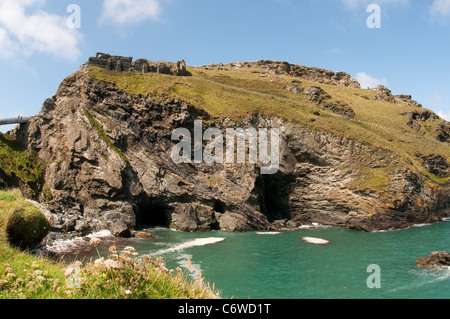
{"left": 261, "top": 172, "right": 295, "bottom": 222}
{"left": 137, "top": 198, "right": 171, "bottom": 228}
{"left": 213, "top": 201, "right": 225, "bottom": 214}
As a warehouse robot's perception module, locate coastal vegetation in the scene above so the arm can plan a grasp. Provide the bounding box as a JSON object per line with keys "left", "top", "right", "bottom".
{"left": 0, "top": 189, "right": 220, "bottom": 299}
{"left": 0, "top": 132, "right": 45, "bottom": 198}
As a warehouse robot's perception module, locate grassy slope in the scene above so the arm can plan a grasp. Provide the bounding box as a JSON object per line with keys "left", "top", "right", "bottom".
{"left": 0, "top": 189, "right": 220, "bottom": 299}
{"left": 88, "top": 65, "right": 450, "bottom": 188}
{"left": 0, "top": 133, "right": 45, "bottom": 196}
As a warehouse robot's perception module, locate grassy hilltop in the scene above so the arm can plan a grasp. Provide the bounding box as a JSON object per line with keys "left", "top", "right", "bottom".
{"left": 88, "top": 62, "right": 450, "bottom": 188}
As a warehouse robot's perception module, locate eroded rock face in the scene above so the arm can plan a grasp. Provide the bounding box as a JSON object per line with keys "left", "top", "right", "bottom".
{"left": 10, "top": 69, "right": 450, "bottom": 237}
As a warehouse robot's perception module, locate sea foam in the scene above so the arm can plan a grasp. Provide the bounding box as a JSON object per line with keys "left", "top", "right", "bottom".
{"left": 154, "top": 237, "right": 225, "bottom": 256}
{"left": 256, "top": 232, "right": 281, "bottom": 235}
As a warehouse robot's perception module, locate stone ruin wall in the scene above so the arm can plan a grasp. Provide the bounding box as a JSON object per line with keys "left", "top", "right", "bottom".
{"left": 88, "top": 52, "right": 190, "bottom": 76}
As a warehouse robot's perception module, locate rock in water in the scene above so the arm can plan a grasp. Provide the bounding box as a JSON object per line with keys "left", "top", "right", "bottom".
{"left": 416, "top": 251, "right": 450, "bottom": 268}
{"left": 134, "top": 231, "right": 155, "bottom": 239}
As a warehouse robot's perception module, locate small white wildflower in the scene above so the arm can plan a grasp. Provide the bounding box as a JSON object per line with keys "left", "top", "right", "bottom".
{"left": 104, "top": 259, "right": 121, "bottom": 270}
{"left": 125, "top": 290, "right": 132, "bottom": 295}
{"left": 94, "top": 258, "right": 105, "bottom": 268}
{"left": 35, "top": 275, "right": 46, "bottom": 283}
{"left": 89, "top": 237, "right": 101, "bottom": 247}
{"left": 6, "top": 273, "right": 16, "bottom": 280}
{"left": 64, "top": 261, "right": 81, "bottom": 277}
{"left": 33, "top": 270, "right": 43, "bottom": 277}
{"left": 64, "top": 267, "right": 74, "bottom": 277}
{"left": 109, "top": 244, "right": 118, "bottom": 254}
{"left": 0, "top": 280, "right": 9, "bottom": 288}
{"left": 123, "top": 246, "right": 136, "bottom": 253}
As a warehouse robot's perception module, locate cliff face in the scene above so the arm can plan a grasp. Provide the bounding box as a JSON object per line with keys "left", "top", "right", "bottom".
{"left": 10, "top": 56, "right": 450, "bottom": 237}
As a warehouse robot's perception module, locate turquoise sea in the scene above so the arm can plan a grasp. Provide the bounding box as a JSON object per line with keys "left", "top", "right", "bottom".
{"left": 59, "top": 219, "right": 450, "bottom": 299}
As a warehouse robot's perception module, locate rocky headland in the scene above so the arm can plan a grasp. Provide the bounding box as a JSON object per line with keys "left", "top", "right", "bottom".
{"left": 6, "top": 53, "right": 450, "bottom": 238}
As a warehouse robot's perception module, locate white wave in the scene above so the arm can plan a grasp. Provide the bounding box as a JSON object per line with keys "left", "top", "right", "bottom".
{"left": 393, "top": 267, "right": 450, "bottom": 293}
{"left": 300, "top": 237, "right": 330, "bottom": 245}
{"left": 46, "top": 229, "right": 113, "bottom": 255}
{"left": 256, "top": 232, "right": 281, "bottom": 235}
{"left": 46, "top": 237, "right": 89, "bottom": 254}
{"left": 176, "top": 254, "right": 203, "bottom": 280}
{"left": 297, "top": 223, "right": 331, "bottom": 229}
{"left": 154, "top": 237, "right": 225, "bottom": 256}
{"left": 412, "top": 223, "right": 432, "bottom": 228}
{"left": 87, "top": 229, "right": 112, "bottom": 238}
{"left": 297, "top": 225, "right": 314, "bottom": 229}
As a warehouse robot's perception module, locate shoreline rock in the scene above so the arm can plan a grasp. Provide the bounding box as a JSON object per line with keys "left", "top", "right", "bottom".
{"left": 416, "top": 251, "right": 450, "bottom": 268}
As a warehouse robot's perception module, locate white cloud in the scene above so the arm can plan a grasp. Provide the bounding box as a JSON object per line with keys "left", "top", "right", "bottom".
{"left": 355, "top": 72, "right": 387, "bottom": 89}
{"left": 0, "top": 0, "right": 82, "bottom": 60}
{"left": 100, "top": 0, "right": 162, "bottom": 26}
{"left": 437, "top": 111, "right": 450, "bottom": 121}
{"left": 429, "top": 0, "right": 450, "bottom": 21}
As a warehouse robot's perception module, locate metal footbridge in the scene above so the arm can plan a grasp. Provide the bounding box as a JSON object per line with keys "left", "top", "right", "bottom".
{"left": 0, "top": 116, "right": 31, "bottom": 126}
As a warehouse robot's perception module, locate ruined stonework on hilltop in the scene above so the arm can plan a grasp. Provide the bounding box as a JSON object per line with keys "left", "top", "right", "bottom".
{"left": 88, "top": 52, "right": 190, "bottom": 76}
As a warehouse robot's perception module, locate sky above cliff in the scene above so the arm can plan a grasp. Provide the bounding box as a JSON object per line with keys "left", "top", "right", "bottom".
{"left": 1, "top": 0, "right": 450, "bottom": 132}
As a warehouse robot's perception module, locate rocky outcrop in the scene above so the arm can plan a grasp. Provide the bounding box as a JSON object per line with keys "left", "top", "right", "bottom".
{"left": 395, "top": 95, "right": 422, "bottom": 108}
{"left": 402, "top": 110, "right": 443, "bottom": 137}
{"left": 416, "top": 251, "right": 450, "bottom": 268}
{"left": 435, "top": 122, "right": 450, "bottom": 143}
{"left": 373, "top": 85, "right": 396, "bottom": 103}
{"left": 9, "top": 62, "right": 450, "bottom": 237}
{"left": 416, "top": 153, "right": 449, "bottom": 178}
{"left": 304, "top": 86, "right": 355, "bottom": 119}
{"left": 212, "top": 60, "right": 361, "bottom": 88}
{"left": 88, "top": 52, "right": 190, "bottom": 76}
{"left": 373, "top": 86, "right": 423, "bottom": 108}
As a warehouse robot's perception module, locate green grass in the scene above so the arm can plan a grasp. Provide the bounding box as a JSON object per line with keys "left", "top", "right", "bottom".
{"left": 346, "top": 167, "right": 391, "bottom": 192}
{"left": 0, "top": 133, "right": 45, "bottom": 197}
{"left": 84, "top": 109, "right": 128, "bottom": 163}
{"left": 0, "top": 189, "right": 220, "bottom": 299}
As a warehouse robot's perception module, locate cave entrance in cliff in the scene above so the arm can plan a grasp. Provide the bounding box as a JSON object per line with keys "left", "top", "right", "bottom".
{"left": 261, "top": 172, "right": 295, "bottom": 222}
{"left": 137, "top": 198, "right": 170, "bottom": 228}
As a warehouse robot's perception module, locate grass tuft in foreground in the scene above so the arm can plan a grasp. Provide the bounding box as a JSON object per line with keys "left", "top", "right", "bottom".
{"left": 0, "top": 189, "right": 220, "bottom": 299}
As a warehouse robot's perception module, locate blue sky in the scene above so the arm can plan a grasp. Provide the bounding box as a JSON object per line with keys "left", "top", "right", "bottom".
{"left": 1, "top": 0, "right": 450, "bottom": 132}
